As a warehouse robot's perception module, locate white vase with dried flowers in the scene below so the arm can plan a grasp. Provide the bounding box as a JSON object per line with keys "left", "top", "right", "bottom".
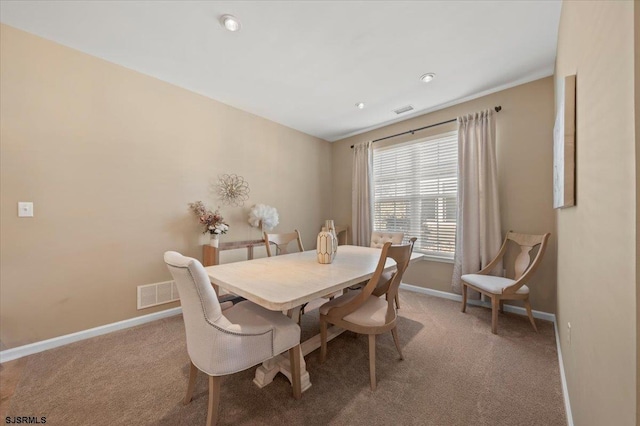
{"left": 188, "top": 201, "right": 229, "bottom": 247}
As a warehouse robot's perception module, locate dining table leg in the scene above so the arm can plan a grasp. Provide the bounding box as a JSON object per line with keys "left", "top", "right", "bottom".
{"left": 253, "top": 306, "right": 312, "bottom": 392}
{"left": 252, "top": 314, "right": 346, "bottom": 393}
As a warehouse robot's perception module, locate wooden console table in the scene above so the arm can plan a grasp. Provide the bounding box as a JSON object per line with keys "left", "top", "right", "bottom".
{"left": 202, "top": 239, "right": 266, "bottom": 267}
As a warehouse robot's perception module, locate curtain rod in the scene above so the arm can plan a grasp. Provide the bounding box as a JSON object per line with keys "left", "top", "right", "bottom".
{"left": 350, "top": 105, "right": 502, "bottom": 148}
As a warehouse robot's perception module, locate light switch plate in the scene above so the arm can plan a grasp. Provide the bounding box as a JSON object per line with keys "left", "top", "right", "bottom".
{"left": 18, "top": 202, "right": 34, "bottom": 217}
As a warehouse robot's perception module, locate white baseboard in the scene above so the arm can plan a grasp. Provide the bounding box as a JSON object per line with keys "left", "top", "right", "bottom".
{"left": 0, "top": 307, "right": 182, "bottom": 363}
{"left": 554, "top": 321, "right": 574, "bottom": 426}
{"left": 400, "top": 283, "right": 573, "bottom": 425}
{"left": 399, "top": 283, "right": 556, "bottom": 322}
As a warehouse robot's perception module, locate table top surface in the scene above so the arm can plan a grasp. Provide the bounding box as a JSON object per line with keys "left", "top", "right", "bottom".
{"left": 205, "top": 245, "right": 422, "bottom": 311}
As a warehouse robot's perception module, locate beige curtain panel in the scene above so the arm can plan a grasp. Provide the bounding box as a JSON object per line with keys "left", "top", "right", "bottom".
{"left": 452, "top": 110, "right": 502, "bottom": 295}
{"left": 352, "top": 141, "right": 373, "bottom": 246}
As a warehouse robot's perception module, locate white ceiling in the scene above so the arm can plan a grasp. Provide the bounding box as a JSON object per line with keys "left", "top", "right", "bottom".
{"left": 0, "top": 1, "right": 561, "bottom": 142}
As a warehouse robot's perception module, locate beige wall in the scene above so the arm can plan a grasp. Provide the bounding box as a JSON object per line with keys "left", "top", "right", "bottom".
{"left": 0, "top": 25, "right": 332, "bottom": 348}
{"left": 332, "top": 77, "right": 558, "bottom": 314}
{"left": 555, "top": 2, "right": 637, "bottom": 425}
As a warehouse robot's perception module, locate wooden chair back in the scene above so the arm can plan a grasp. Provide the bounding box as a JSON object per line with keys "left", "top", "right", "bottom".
{"left": 506, "top": 232, "right": 549, "bottom": 281}
{"left": 373, "top": 238, "right": 416, "bottom": 295}
{"left": 264, "top": 230, "right": 304, "bottom": 257}
{"left": 335, "top": 226, "right": 349, "bottom": 245}
{"left": 380, "top": 238, "right": 416, "bottom": 322}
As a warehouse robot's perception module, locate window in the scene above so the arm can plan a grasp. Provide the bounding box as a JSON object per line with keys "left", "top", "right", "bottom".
{"left": 373, "top": 131, "right": 458, "bottom": 260}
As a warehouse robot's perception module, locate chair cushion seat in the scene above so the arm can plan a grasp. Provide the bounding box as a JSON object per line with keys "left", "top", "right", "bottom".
{"left": 320, "top": 290, "right": 392, "bottom": 327}
{"left": 461, "top": 274, "right": 529, "bottom": 295}
{"left": 224, "top": 301, "right": 300, "bottom": 354}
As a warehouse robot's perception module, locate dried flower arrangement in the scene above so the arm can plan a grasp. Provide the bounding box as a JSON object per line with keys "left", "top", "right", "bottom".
{"left": 188, "top": 201, "right": 229, "bottom": 235}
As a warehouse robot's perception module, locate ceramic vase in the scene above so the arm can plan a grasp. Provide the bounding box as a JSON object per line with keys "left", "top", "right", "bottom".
{"left": 317, "top": 220, "right": 338, "bottom": 264}
{"left": 316, "top": 231, "right": 335, "bottom": 264}
{"left": 325, "top": 220, "right": 339, "bottom": 257}
{"left": 210, "top": 233, "right": 220, "bottom": 248}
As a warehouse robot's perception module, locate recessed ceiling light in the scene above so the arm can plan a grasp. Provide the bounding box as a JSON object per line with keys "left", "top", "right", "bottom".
{"left": 419, "top": 73, "right": 436, "bottom": 83}
{"left": 220, "top": 15, "right": 241, "bottom": 32}
{"left": 356, "top": 102, "right": 365, "bottom": 109}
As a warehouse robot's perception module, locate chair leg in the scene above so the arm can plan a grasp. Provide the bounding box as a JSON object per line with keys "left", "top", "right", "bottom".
{"left": 395, "top": 293, "right": 401, "bottom": 310}
{"left": 184, "top": 361, "right": 198, "bottom": 405}
{"left": 320, "top": 318, "right": 328, "bottom": 363}
{"left": 491, "top": 296, "right": 499, "bottom": 334}
{"left": 391, "top": 327, "right": 404, "bottom": 360}
{"left": 206, "top": 375, "right": 222, "bottom": 426}
{"left": 368, "top": 334, "right": 376, "bottom": 391}
{"left": 288, "top": 345, "right": 302, "bottom": 399}
{"left": 499, "top": 300, "right": 505, "bottom": 314}
{"left": 461, "top": 283, "right": 468, "bottom": 313}
{"left": 524, "top": 298, "right": 538, "bottom": 332}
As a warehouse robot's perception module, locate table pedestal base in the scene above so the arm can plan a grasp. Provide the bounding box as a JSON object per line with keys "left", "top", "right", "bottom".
{"left": 252, "top": 324, "right": 344, "bottom": 392}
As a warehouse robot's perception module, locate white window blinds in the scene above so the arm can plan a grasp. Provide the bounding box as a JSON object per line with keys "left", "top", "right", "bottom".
{"left": 373, "top": 131, "right": 458, "bottom": 259}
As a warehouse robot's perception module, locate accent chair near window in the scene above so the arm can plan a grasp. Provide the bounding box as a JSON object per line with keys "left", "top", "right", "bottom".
{"left": 460, "top": 232, "right": 551, "bottom": 334}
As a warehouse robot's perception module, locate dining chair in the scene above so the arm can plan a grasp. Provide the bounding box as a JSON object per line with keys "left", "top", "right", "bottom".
{"left": 264, "top": 230, "right": 304, "bottom": 256}
{"left": 348, "top": 231, "right": 406, "bottom": 309}
{"left": 460, "top": 231, "right": 551, "bottom": 334}
{"left": 370, "top": 231, "right": 404, "bottom": 248}
{"left": 335, "top": 225, "right": 349, "bottom": 245}
{"left": 319, "top": 240, "right": 414, "bottom": 391}
{"left": 164, "top": 251, "right": 302, "bottom": 426}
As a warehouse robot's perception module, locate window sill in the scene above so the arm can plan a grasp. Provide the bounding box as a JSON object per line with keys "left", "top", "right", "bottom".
{"left": 417, "top": 254, "right": 454, "bottom": 264}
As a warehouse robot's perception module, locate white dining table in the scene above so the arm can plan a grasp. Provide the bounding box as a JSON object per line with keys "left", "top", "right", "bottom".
{"left": 204, "top": 244, "right": 422, "bottom": 392}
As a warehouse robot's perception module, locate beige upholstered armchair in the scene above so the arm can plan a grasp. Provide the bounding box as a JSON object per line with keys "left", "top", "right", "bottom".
{"left": 370, "top": 231, "right": 404, "bottom": 248}
{"left": 164, "top": 251, "right": 302, "bottom": 426}
{"left": 460, "top": 231, "right": 551, "bottom": 334}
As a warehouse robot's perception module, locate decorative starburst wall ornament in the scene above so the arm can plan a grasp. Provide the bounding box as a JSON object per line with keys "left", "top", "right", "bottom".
{"left": 215, "top": 174, "right": 250, "bottom": 207}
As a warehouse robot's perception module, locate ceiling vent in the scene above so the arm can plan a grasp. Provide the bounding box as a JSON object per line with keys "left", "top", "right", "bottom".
{"left": 393, "top": 105, "right": 414, "bottom": 115}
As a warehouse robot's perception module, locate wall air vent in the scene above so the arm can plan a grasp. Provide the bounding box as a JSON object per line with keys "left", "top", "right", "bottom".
{"left": 137, "top": 280, "right": 179, "bottom": 310}
{"left": 393, "top": 105, "right": 414, "bottom": 115}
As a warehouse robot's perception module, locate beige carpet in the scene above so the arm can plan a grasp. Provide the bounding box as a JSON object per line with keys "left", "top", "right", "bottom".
{"left": 6, "top": 291, "right": 566, "bottom": 425}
